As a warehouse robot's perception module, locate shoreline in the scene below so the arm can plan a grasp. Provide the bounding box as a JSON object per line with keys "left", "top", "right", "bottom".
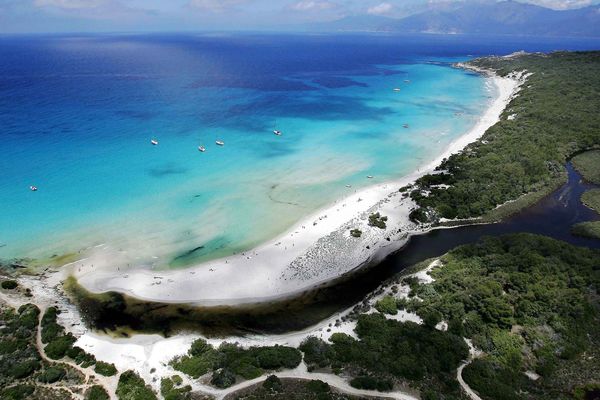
{"left": 71, "top": 67, "right": 525, "bottom": 306}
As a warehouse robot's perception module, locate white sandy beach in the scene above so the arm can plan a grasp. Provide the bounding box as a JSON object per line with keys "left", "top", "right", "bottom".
{"left": 70, "top": 69, "right": 526, "bottom": 306}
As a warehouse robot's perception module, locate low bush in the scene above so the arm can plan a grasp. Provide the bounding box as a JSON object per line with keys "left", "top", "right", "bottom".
{"left": 1, "top": 384, "right": 35, "bottom": 400}
{"left": 211, "top": 368, "right": 236, "bottom": 388}
{"left": 85, "top": 385, "right": 110, "bottom": 400}
{"left": 375, "top": 295, "right": 398, "bottom": 315}
{"left": 94, "top": 361, "right": 117, "bottom": 377}
{"left": 37, "top": 366, "right": 66, "bottom": 383}
{"left": 263, "top": 375, "right": 283, "bottom": 392}
{"left": 350, "top": 375, "right": 393, "bottom": 391}
{"left": 116, "top": 370, "right": 157, "bottom": 400}
{"left": 1, "top": 280, "right": 18, "bottom": 290}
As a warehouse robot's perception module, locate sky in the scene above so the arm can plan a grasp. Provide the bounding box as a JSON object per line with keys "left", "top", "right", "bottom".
{"left": 0, "top": 0, "right": 598, "bottom": 33}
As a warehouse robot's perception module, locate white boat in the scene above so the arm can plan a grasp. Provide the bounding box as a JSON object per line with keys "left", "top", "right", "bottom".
{"left": 151, "top": 139, "right": 159, "bottom": 145}
{"left": 393, "top": 88, "right": 401, "bottom": 92}
{"left": 403, "top": 124, "right": 409, "bottom": 128}
{"left": 404, "top": 79, "right": 411, "bottom": 83}
{"left": 30, "top": 185, "right": 38, "bottom": 191}
{"left": 273, "top": 130, "right": 282, "bottom": 136}
{"left": 198, "top": 146, "right": 206, "bottom": 152}
{"left": 215, "top": 140, "right": 224, "bottom": 146}
{"left": 367, "top": 175, "right": 374, "bottom": 179}
{"left": 345, "top": 184, "right": 352, "bottom": 188}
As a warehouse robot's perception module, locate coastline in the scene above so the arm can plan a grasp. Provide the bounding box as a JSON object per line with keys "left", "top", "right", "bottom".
{"left": 70, "top": 67, "right": 526, "bottom": 306}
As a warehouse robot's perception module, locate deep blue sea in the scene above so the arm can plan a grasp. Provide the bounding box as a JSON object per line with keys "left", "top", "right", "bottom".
{"left": 1, "top": 33, "right": 598, "bottom": 267}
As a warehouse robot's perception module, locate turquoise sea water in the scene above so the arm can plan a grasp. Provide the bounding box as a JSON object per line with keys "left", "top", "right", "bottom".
{"left": 1, "top": 34, "right": 596, "bottom": 268}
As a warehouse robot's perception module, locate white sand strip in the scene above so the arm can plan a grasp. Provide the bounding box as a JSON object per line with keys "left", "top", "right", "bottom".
{"left": 71, "top": 69, "right": 526, "bottom": 306}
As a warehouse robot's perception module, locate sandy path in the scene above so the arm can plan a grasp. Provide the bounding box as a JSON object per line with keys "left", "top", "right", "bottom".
{"left": 215, "top": 362, "right": 419, "bottom": 400}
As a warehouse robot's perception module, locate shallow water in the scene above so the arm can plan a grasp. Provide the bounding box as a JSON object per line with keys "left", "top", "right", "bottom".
{"left": 2, "top": 33, "right": 599, "bottom": 270}
{"left": 1, "top": 33, "right": 491, "bottom": 267}
{"left": 74, "top": 163, "right": 600, "bottom": 336}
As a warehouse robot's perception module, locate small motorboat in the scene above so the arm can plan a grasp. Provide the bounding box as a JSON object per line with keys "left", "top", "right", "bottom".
{"left": 367, "top": 175, "right": 374, "bottom": 179}
{"left": 345, "top": 184, "right": 352, "bottom": 188}
{"left": 393, "top": 88, "right": 401, "bottom": 92}
{"left": 273, "top": 130, "right": 282, "bottom": 136}
{"left": 30, "top": 185, "right": 38, "bottom": 191}
{"left": 404, "top": 79, "right": 411, "bottom": 83}
{"left": 151, "top": 139, "right": 159, "bottom": 145}
{"left": 403, "top": 124, "right": 409, "bottom": 128}
{"left": 198, "top": 146, "right": 206, "bottom": 152}
{"left": 215, "top": 140, "right": 224, "bottom": 146}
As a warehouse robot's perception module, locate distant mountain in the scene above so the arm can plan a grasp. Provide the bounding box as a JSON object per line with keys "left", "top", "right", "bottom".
{"left": 305, "top": 15, "right": 398, "bottom": 32}
{"left": 314, "top": 1, "right": 600, "bottom": 37}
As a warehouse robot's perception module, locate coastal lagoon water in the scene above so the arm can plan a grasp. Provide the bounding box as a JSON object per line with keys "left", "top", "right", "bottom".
{"left": 1, "top": 33, "right": 598, "bottom": 268}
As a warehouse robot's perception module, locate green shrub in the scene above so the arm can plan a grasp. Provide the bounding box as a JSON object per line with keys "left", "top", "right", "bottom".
{"left": 1, "top": 384, "right": 35, "bottom": 400}
{"left": 368, "top": 212, "right": 388, "bottom": 229}
{"left": 375, "top": 295, "right": 398, "bottom": 315}
{"left": 116, "top": 370, "right": 157, "bottom": 400}
{"left": 85, "top": 385, "right": 110, "bottom": 400}
{"left": 299, "top": 336, "right": 335, "bottom": 369}
{"left": 462, "top": 358, "right": 522, "bottom": 400}
{"left": 255, "top": 346, "right": 302, "bottom": 370}
{"left": 211, "top": 368, "right": 236, "bottom": 388}
{"left": 45, "top": 334, "right": 77, "bottom": 360}
{"left": 171, "top": 354, "right": 216, "bottom": 379}
{"left": 350, "top": 229, "right": 362, "bottom": 238}
{"left": 189, "top": 338, "right": 212, "bottom": 356}
{"left": 95, "top": 361, "right": 118, "bottom": 376}
{"left": 263, "top": 375, "right": 283, "bottom": 392}
{"left": 0, "top": 339, "right": 25, "bottom": 355}
{"left": 41, "top": 307, "right": 63, "bottom": 343}
{"left": 67, "top": 346, "right": 96, "bottom": 367}
{"left": 11, "top": 359, "right": 40, "bottom": 379}
{"left": 17, "top": 304, "right": 40, "bottom": 331}
{"left": 160, "top": 376, "right": 191, "bottom": 400}
{"left": 38, "top": 366, "right": 66, "bottom": 383}
{"left": 306, "top": 379, "right": 330, "bottom": 393}
{"left": 1, "top": 280, "right": 18, "bottom": 290}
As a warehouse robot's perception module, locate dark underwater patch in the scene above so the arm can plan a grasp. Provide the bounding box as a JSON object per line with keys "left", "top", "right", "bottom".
{"left": 147, "top": 163, "right": 189, "bottom": 177}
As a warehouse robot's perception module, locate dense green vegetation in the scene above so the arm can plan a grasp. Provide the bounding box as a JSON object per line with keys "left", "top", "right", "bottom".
{"left": 116, "top": 370, "right": 158, "bottom": 400}
{"left": 300, "top": 314, "right": 468, "bottom": 395}
{"left": 409, "top": 52, "right": 600, "bottom": 223}
{"left": 406, "top": 234, "right": 600, "bottom": 399}
{"left": 572, "top": 150, "right": 600, "bottom": 184}
{"left": 171, "top": 339, "right": 302, "bottom": 388}
{"left": 0, "top": 303, "right": 102, "bottom": 399}
{"left": 41, "top": 306, "right": 98, "bottom": 367}
{"left": 571, "top": 153, "right": 600, "bottom": 239}
{"left": 228, "top": 376, "right": 362, "bottom": 400}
